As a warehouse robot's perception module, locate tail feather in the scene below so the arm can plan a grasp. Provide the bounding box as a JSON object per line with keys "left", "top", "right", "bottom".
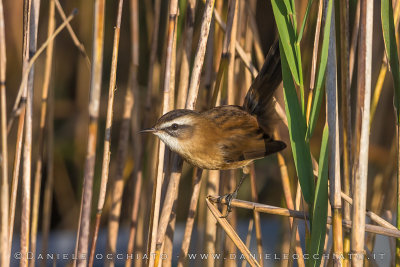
{"left": 242, "top": 39, "right": 281, "bottom": 134}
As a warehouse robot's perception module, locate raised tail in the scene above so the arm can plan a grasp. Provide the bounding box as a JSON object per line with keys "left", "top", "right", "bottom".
{"left": 242, "top": 39, "right": 282, "bottom": 134}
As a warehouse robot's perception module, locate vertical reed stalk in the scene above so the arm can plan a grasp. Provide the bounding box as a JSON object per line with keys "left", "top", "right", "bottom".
{"left": 88, "top": 1, "right": 124, "bottom": 266}
{"left": 397, "top": 123, "right": 400, "bottom": 266}
{"left": 126, "top": 172, "right": 143, "bottom": 267}
{"left": 339, "top": 0, "right": 351, "bottom": 264}
{"left": 9, "top": 105, "right": 25, "bottom": 264}
{"left": 176, "top": 0, "right": 197, "bottom": 109}
{"left": 30, "top": 1, "right": 55, "bottom": 265}
{"left": 20, "top": 1, "right": 31, "bottom": 265}
{"left": 147, "top": 1, "right": 179, "bottom": 266}
{"left": 326, "top": 7, "right": 343, "bottom": 264}
{"left": 288, "top": 182, "right": 304, "bottom": 267}
{"left": 205, "top": 170, "right": 219, "bottom": 267}
{"left": 249, "top": 165, "right": 263, "bottom": 267}
{"left": 226, "top": 0, "right": 238, "bottom": 106}
{"left": 351, "top": 0, "right": 373, "bottom": 265}
{"left": 123, "top": 0, "right": 144, "bottom": 266}
{"left": 154, "top": 156, "right": 183, "bottom": 260}
{"left": 22, "top": 0, "right": 40, "bottom": 265}
{"left": 349, "top": 0, "right": 360, "bottom": 86}
{"left": 210, "top": 0, "right": 237, "bottom": 107}
{"left": 177, "top": 168, "right": 203, "bottom": 267}
{"left": 110, "top": 1, "right": 139, "bottom": 266}
{"left": 277, "top": 150, "right": 304, "bottom": 267}
{"left": 41, "top": 85, "right": 54, "bottom": 267}
{"left": 0, "top": 0, "right": 8, "bottom": 266}
{"left": 186, "top": 0, "right": 216, "bottom": 110}
{"left": 76, "top": 0, "right": 105, "bottom": 266}
{"left": 145, "top": 0, "right": 161, "bottom": 114}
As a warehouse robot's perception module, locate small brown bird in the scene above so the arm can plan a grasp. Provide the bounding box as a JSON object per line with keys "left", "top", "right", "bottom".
{"left": 141, "top": 40, "right": 286, "bottom": 216}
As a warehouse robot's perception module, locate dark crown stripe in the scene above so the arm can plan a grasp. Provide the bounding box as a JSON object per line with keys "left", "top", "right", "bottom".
{"left": 158, "top": 109, "right": 198, "bottom": 124}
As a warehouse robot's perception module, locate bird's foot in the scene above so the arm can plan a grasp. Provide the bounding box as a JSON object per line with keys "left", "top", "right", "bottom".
{"left": 217, "top": 191, "right": 238, "bottom": 218}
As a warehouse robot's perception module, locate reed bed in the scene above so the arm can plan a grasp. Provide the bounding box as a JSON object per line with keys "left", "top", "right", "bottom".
{"left": 3, "top": 0, "right": 400, "bottom": 267}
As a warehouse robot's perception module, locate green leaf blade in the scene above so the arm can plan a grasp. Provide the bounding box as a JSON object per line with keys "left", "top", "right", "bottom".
{"left": 280, "top": 40, "right": 315, "bottom": 205}
{"left": 309, "top": 125, "right": 329, "bottom": 267}
{"left": 382, "top": 0, "right": 400, "bottom": 121}
{"left": 272, "top": 0, "right": 300, "bottom": 85}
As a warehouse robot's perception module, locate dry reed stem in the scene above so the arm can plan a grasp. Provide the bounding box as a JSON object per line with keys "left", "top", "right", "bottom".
{"left": 288, "top": 182, "right": 304, "bottom": 267}
{"left": 123, "top": 0, "right": 141, "bottom": 265}
{"left": 351, "top": 0, "right": 373, "bottom": 265}
{"left": 147, "top": 1, "right": 179, "bottom": 266}
{"left": 76, "top": 0, "right": 105, "bottom": 265}
{"left": 186, "top": 0, "right": 215, "bottom": 110}
{"left": 176, "top": 0, "right": 197, "bottom": 109}
{"left": 210, "top": 0, "right": 238, "bottom": 108}
{"left": 22, "top": 0, "right": 40, "bottom": 266}
{"left": 224, "top": 3, "right": 239, "bottom": 260}
{"left": 41, "top": 85, "right": 54, "bottom": 267}
{"left": 349, "top": 0, "right": 360, "bottom": 86}
{"left": 20, "top": 1, "right": 32, "bottom": 265}
{"left": 397, "top": 123, "right": 400, "bottom": 266}
{"left": 7, "top": 0, "right": 90, "bottom": 133}
{"left": 30, "top": 0, "right": 56, "bottom": 265}
{"left": 339, "top": 0, "right": 352, "bottom": 264}
{"left": 145, "top": 0, "right": 161, "bottom": 112}
{"left": 0, "top": 0, "right": 7, "bottom": 264}
{"left": 125, "top": 170, "right": 142, "bottom": 267}
{"left": 226, "top": 0, "right": 238, "bottom": 106}
{"left": 242, "top": 218, "right": 254, "bottom": 267}
{"left": 154, "top": 155, "right": 182, "bottom": 253}
{"left": 208, "top": 196, "right": 400, "bottom": 238}
{"left": 241, "top": 1, "right": 254, "bottom": 101}
{"left": 177, "top": 168, "right": 203, "bottom": 267}
{"left": 206, "top": 198, "right": 260, "bottom": 267}
{"left": 213, "top": 9, "right": 258, "bottom": 79}
{"left": 8, "top": 105, "right": 25, "bottom": 263}
{"left": 306, "top": 0, "right": 323, "bottom": 124}
{"left": 111, "top": 18, "right": 139, "bottom": 267}
{"left": 0, "top": 0, "right": 8, "bottom": 265}
{"left": 326, "top": 6, "right": 343, "bottom": 264}
{"left": 276, "top": 151, "right": 304, "bottom": 267}
{"left": 340, "top": 192, "right": 397, "bottom": 230}
{"left": 205, "top": 170, "right": 219, "bottom": 267}
{"left": 88, "top": 1, "right": 124, "bottom": 266}
{"left": 244, "top": 4, "right": 264, "bottom": 68}
{"left": 249, "top": 165, "right": 264, "bottom": 267}
{"left": 54, "top": 0, "right": 91, "bottom": 70}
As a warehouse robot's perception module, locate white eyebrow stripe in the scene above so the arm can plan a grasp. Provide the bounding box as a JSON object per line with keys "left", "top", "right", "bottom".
{"left": 159, "top": 116, "right": 192, "bottom": 129}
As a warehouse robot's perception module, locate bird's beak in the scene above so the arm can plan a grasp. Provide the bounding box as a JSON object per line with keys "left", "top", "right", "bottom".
{"left": 140, "top": 128, "right": 157, "bottom": 134}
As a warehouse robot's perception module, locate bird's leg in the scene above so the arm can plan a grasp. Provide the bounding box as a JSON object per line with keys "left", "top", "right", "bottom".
{"left": 218, "top": 169, "right": 248, "bottom": 218}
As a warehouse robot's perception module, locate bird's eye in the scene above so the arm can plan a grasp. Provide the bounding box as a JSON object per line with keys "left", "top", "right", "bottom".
{"left": 171, "top": 123, "right": 178, "bottom": 130}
